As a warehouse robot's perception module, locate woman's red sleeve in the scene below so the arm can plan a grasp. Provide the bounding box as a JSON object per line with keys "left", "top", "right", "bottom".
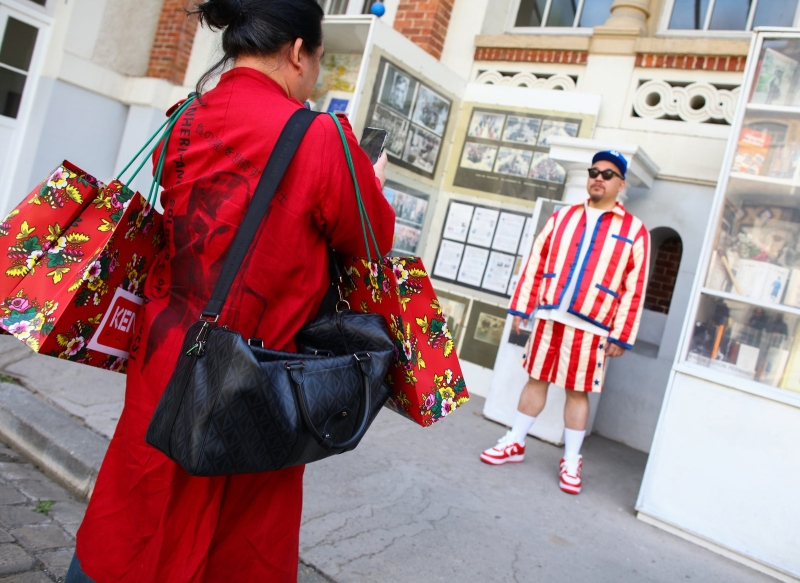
{"left": 313, "top": 114, "right": 395, "bottom": 258}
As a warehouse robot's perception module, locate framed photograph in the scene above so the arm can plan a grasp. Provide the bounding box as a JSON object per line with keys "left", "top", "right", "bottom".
{"left": 379, "top": 64, "right": 418, "bottom": 117}
{"left": 460, "top": 142, "right": 498, "bottom": 171}
{"left": 371, "top": 105, "right": 411, "bottom": 158}
{"left": 468, "top": 111, "right": 506, "bottom": 140}
{"left": 393, "top": 224, "right": 422, "bottom": 255}
{"left": 460, "top": 301, "right": 508, "bottom": 368}
{"left": 528, "top": 153, "right": 566, "bottom": 184}
{"left": 502, "top": 116, "right": 541, "bottom": 145}
{"left": 435, "top": 290, "right": 470, "bottom": 346}
{"left": 474, "top": 312, "right": 506, "bottom": 346}
{"left": 387, "top": 188, "right": 429, "bottom": 227}
{"left": 537, "top": 120, "right": 579, "bottom": 147}
{"left": 311, "top": 53, "right": 362, "bottom": 104}
{"left": 494, "top": 147, "right": 533, "bottom": 177}
{"left": 403, "top": 125, "right": 441, "bottom": 174}
{"left": 411, "top": 85, "right": 450, "bottom": 136}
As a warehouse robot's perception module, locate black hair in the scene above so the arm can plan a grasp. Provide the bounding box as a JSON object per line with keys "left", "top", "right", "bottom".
{"left": 192, "top": 0, "right": 324, "bottom": 94}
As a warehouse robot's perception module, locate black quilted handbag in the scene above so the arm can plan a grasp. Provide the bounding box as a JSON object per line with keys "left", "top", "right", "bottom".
{"left": 145, "top": 109, "right": 394, "bottom": 476}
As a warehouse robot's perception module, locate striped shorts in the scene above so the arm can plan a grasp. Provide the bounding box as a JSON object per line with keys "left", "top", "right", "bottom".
{"left": 522, "top": 318, "right": 608, "bottom": 392}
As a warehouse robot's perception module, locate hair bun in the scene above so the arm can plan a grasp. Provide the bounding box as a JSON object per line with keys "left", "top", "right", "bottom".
{"left": 195, "top": 0, "right": 245, "bottom": 30}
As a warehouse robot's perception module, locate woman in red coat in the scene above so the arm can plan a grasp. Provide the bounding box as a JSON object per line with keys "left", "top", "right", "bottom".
{"left": 66, "top": 1, "right": 395, "bottom": 581}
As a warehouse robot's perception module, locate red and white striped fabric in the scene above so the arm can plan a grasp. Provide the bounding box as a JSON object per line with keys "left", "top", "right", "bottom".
{"left": 523, "top": 319, "right": 607, "bottom": 392}
{"left": 510, "top": 201, "right": 650, "bottom": 350}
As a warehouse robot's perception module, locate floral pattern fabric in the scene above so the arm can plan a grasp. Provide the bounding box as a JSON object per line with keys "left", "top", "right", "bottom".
{"left": 342, "top": 255, "right": 469, "bottom": 426}
{"left": 0, "top": 168, "right": 163, "bottom": 373}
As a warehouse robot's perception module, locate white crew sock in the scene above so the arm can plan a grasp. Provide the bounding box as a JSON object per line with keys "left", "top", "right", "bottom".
{"left": 563, "top": 428, "right": 586, "bottom": 464}
{"left": 508, "top": 412, "right": 537, "bottom": 445}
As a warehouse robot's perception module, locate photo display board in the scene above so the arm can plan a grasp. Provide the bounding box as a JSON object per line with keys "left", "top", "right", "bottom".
{"left": 366, "top": 58, "right": 453, "bottom": 179}
{"left": 452, "top": 107, "right": 581, "bottom": 201}
{"left": 383, "top": 180, "right": 430, "bottom": 256}
{"left": 432, "top": 201, "right": 536, "bottom": 298}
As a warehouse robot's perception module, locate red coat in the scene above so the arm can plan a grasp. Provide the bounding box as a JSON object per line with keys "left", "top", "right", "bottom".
{"left": 76, "top": 68, "right": 395, "bottom": 582}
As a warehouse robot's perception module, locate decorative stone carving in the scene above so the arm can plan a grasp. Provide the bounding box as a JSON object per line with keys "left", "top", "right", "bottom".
{"left": 474, "top": 70, "right": 577, "bottom": 91}
{"left": 632, "top": 79, "right": 741, "bottom": 125}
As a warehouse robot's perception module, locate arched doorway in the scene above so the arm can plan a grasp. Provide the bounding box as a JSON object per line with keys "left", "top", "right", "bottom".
{"left": 644, "top": 228, "right": 684, "bottom": 316}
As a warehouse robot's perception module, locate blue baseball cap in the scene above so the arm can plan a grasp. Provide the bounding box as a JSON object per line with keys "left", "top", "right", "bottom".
{"left": 592, "top": 150, "right": 627, "bottom": 179}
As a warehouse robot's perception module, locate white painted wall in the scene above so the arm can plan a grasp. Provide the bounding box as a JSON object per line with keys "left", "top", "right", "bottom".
{"left": 638, "top": 373, "right": 800, "bottom": 580}
{"left": 441, "top": 0, "right": 490, "bottom": 80}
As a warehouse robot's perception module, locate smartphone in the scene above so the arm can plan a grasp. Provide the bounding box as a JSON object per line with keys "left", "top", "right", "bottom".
{"left": 360, "top": 127, "right": 389, "bottom": 164}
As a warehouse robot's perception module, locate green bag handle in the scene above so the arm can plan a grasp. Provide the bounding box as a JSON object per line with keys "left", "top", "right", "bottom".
{"left": 115, "top": 95, "right": 198, "bottom": 205}
{"left": 327, "top": 112, "right": 382, "bottom": 263}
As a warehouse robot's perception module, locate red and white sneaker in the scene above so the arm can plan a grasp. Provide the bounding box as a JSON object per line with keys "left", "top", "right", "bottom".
{"left": 559, "top": 456, "right": 583, "bottom": 494}
{"left": 480, "top": 432, "right": 525, "bottom": 465}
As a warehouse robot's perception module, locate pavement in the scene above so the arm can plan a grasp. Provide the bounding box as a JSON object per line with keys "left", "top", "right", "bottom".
{"left": 0, "top": 335, "right": 777, "bottom": 582}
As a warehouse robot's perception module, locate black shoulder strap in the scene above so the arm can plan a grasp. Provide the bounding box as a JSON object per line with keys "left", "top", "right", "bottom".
{"left": 202, "top": 108, "right": 319, "bottom": 319}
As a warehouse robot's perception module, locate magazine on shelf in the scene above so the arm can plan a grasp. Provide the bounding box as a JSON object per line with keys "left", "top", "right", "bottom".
{"left": 752, "top": 47, "right": 798, "bottom": 106}
{"left": 731, "top": 128, "right": 772, "bottom": 175}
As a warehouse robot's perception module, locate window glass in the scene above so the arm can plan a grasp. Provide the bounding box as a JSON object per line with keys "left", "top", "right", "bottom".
{"left": 668, "top": 0, "right": 711, "bottom": 29}
{"left": 0, "top": 67, "right": 25, "bottom": 118}
{"left": 708, "top": 0, "right": 751, "bottom": 30}
{"left": 0, "top": 18, "right": 38, "bottom": 72}
{"left": 516, "top": 0, "right": 548, "bottom": 26}
{"left": 579, "top": 0, "right": 615, "bottom": 26}
{"left": 753, "top": 0, "right": 799, "bottom": 27}
{"left": 546, "top": 0, "right": 578, "bottom": 27}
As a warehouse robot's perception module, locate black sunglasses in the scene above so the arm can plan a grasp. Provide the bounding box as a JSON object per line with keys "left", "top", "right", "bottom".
{"left": 588, "top": 167, "right": 623, "bottom": 181}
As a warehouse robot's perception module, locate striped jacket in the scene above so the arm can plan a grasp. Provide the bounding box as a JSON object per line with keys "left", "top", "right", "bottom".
{"left": 509, "top": 202, "right": 650, "bottom": 350}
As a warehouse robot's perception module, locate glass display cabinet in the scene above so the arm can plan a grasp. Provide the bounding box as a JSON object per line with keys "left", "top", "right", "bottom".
{"left": 687, "top": 33, "right": 800, "bottom": 397}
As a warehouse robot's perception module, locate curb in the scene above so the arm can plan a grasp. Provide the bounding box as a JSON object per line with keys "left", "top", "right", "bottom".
{"left": 0, "top": 381, "right": 108, "bottom": 500}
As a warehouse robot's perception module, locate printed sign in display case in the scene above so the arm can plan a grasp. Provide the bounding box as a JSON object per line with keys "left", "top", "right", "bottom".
{"left": 688, "top": 37, "right": 800, "bottom": 394}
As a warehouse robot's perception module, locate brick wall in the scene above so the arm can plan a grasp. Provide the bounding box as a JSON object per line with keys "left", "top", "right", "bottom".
{"left": 644, "top": 236, "right": 683, "bottom": 315}
{"left": 393, "top": 0, "right": 454, "bottom": 60}
{"left": 635, "top": 54, "right": 747, "bottom": 72}
{"left": 473, "top": 48, "right": 588, "bottom": 64}
{"left": 146, "top": 0, "right": 199, "bottom": 85}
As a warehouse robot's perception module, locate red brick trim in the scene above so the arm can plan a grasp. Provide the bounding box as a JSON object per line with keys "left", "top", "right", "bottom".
{"left": 394, "top": 0, "right": 454, "bottom": 60}
{"left": 635, "top": 54, "right": 746, "bottom": 72}
{"left": 474, "top": 47, "right": 588, "bottom": 64}
{"left": 146, "top": 0, "right": 199, "bottom": 85}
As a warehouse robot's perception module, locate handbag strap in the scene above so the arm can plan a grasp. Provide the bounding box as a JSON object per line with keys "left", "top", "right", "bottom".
{"left": 327, "top": 113, "right": 382, "bottom": 263}
{"left": 201, "top": 107, "right": 319, "bottom": 320}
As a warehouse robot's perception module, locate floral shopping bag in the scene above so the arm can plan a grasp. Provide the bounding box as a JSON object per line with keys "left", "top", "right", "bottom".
{"left": 0, "top": 97, "right": 196, "bottom": 371}
{"left": 341, "top": 255, "right": 469, "bottom": 426}
{"left": 0, "top": 162, "right": 102, "bottom": 299}
{"left": 328, "top": 112, "right": 469, "bottom": 426}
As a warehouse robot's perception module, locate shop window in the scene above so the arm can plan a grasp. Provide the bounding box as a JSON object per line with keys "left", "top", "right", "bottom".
{"left": 317, "top": 0, "right": 372, "bottom": 14}
{"left": 644, "top": 232, "right": 683, "bottom": 315}
{"left": 667, "top": 0, "right": 799, "bottom": 31}
{"left": 0, "top": 16, "right": 38, "bottom": 119}
{"left": 514, "top": 0, "right": 614, "bottom": 28}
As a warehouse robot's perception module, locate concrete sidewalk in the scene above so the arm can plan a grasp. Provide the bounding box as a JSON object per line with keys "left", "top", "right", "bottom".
{"left": 0, "top": 335, "right": 775, "bottom": 582}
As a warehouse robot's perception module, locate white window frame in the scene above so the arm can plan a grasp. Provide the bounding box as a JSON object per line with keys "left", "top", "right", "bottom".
{"left": 319, "top": 0, "right": 368, "bottom": 15}
{"left": 657, "top": 0, "right": 800, "bottom": 37}
{"left": 0, "top": 3, "right": 49, "bottom": 128}
{"left": 505, "top": 0, "right": 598, "bottom": 33}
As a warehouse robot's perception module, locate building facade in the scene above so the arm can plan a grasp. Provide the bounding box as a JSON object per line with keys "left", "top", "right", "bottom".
{"left": 1, "top": 0, "right": 798, "bottom": 579}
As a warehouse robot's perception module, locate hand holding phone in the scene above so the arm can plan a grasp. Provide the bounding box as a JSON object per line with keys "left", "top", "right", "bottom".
{"left": 360, "top": 127, "right": 389, "bottom": 165}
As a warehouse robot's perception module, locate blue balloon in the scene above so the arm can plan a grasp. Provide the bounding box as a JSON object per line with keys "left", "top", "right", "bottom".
{"left": 370, "top": 2, "right": 386, "bottom": 16}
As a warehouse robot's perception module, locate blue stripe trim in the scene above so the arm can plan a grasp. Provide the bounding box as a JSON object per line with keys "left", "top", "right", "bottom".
{"left": 537, "top": 304, "right": 559, "bottom": 310}
{"left": 566, "top": 308, "right": 611, "bottom": 331}
{"left": 543, "top": 273, "right": 556, "bottom": 279}
{"left": 568, "top": 212, "right": 605, "bottom": 311}
{"left": 555, "top": 210, "right": 588, "bottom": 309}
{"left": 595, "top": 284, "right": 618, "bottom": 298}
{"left": 608, "top": 337, "right": 633, "bottom": 350}
{"left": 508, "top": 309, "right": 531, "bottom": 318}
{"left": 612, "top": 234, "right": 633, "bottom": 244}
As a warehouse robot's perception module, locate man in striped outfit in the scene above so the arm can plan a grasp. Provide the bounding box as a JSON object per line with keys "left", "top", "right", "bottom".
{"left": 480, "top": 150, "right": 650, "bottom": 495}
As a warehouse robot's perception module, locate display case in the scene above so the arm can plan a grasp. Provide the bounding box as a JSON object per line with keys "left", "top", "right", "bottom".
{"left": 685, "top": 33, "right": 800, "bottom": 398}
